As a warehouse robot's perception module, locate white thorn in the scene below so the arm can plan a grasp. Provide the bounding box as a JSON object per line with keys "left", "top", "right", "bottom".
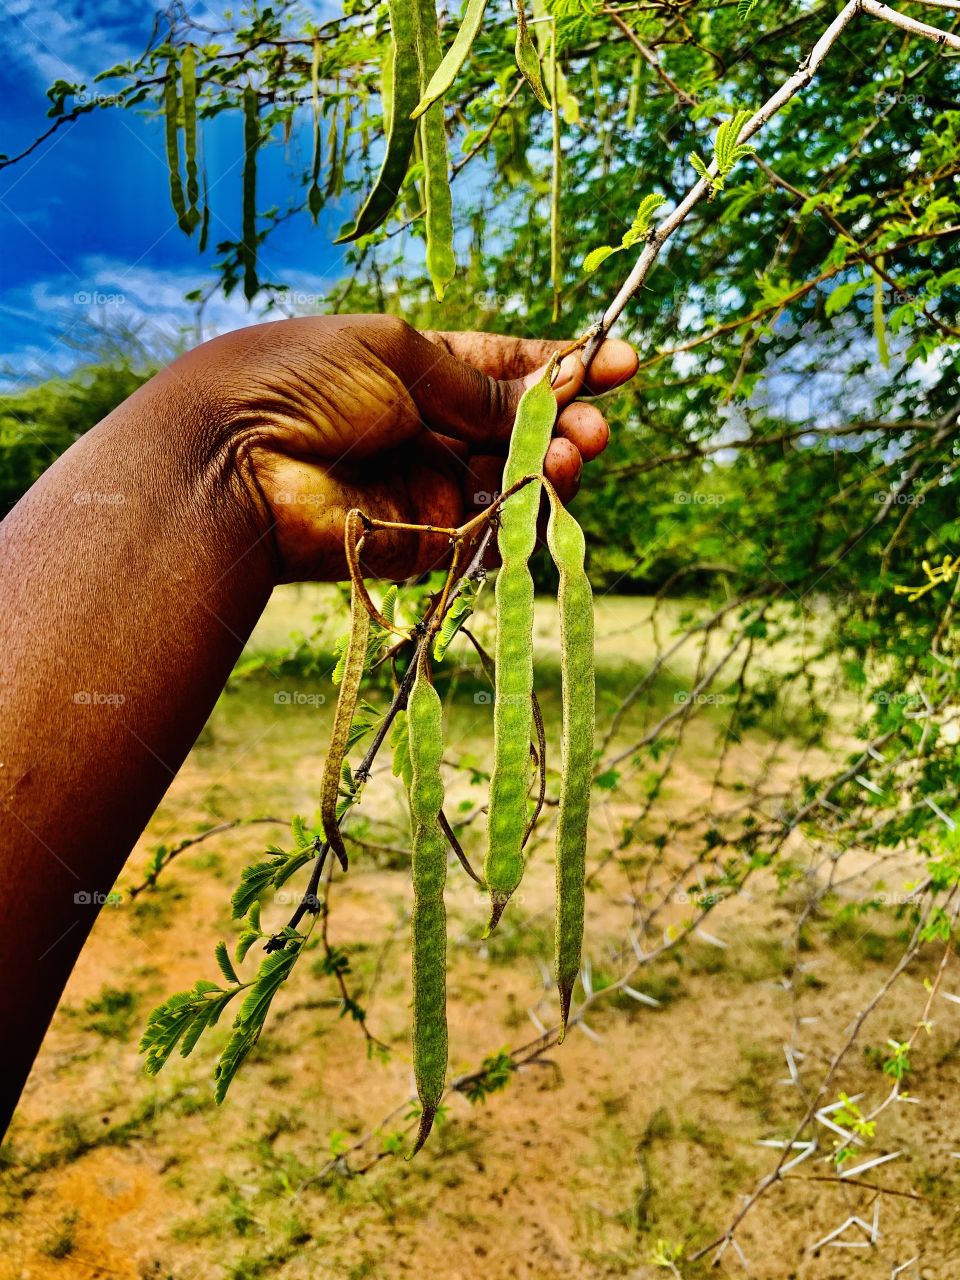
{"left": 892, "top": 1256, "right": 919, "bottom": 1278}
{"left": 854, "top": 774, "right": 884, "bottom": 796}
{"left": 621, "top": 984, "right": 661, "bottom": 1007}
{"left": 924, "top": 796, "right": 956, "bottom": 830}
{"left": 839, "top": 1150, "right": 902, "bottom": 1179}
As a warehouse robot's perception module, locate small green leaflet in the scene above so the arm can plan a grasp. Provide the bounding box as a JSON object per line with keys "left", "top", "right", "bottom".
{"left": 583, "top": 245, "right": 617, "bottom": 274}
{"left": 214, "top": 946, "right": 302, "bottom": 1102}
{"left": 825, "top": 275, "right": 869, "bottom": 318}
{"left": 215, "top": 939, "right": 239, "bottom": 984}
{"left": 433, "top": 577, "right": 482, "bottom": 661}
{"left": 335, "top": 758, "right": 361, "bottom": 821}
{"left": 235, "top": 906, "right": 265, "bottom": 964}
{"left": 689, "top": 108, "right": 757, "bottom": 196}
{"left": 623, "top": 193, "right": 667, "bottom": 246}
{"left": 347, "top": 699, "right": 385, "bottom": 750}
{"left": 737, "top": 0, "right": 761, "bottom": 18}
{"left": 230, "top": 819, "right": 321, "bottom": 918}
{"left": 140, "top": 980, "right": 239, "bottom": 1076}
{"left": 583, "top": 192, "right": 666, "bottom": 273}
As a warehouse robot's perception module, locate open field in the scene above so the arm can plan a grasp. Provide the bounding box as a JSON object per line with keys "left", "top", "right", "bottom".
{"left": 2, "top": 589, "right": 957, "bottom": 1280}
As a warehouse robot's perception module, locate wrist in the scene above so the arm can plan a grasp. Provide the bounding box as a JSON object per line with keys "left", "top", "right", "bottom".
{"left": 122, "top": 355, "right": 282, "bottom": 587}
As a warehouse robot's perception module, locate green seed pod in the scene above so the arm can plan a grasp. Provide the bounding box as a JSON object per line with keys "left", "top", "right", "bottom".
{"left": 325, "top": 94, "right": 341, "bottom": 200}
{"left": 335, "top": 0, "right": 419, "bottom": 242}
{"left": 514, "top": 0, "right": 549, "bottom": 109}
{"left": 483, "top": 364, "right": 557, "bottom": 930}
{"left": 198, "top": 163, "right": 210, "bottom": 253}
{"left": 308, "top": 39, "right": 324, "bottom": 222}
{"left": 543, "top": 480, "right": 594, "bottom": 1038}
{"left": 241, "top": 86, "right": 259, "bottom": 302}
{"left": 381, "top": 36, "right": 394, "bottom": 137}
{"left": 320, "top": 580, "right": 370, "bottom": 872}
{"left": 411, "top": 0, "right": 489, "bottom": 119}
{"left": 549, "top": 20, "right": 561, "bottom": 323}
{"left": 181, "top": 45, "right": 200, "bottom": 231}
{"left": 163, "top": 58, "right": 188, "bottom": 231}
{"left": 407, "top": 648, "right": 447, "bottom": 1156}
{"left": 415, "top": 0, "right": 456, "bottom": 300}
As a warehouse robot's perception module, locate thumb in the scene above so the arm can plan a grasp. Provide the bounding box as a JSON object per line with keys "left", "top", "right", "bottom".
{"left": 417, "top": 349, "right": 586, "bottom": 447}
{"left": 353, "top": 319, "right": 577, "bottom": 447}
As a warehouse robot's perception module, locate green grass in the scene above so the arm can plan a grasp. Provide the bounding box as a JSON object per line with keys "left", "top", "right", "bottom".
{"left": 79, "top": 985, "right": 139, "bottom": 1039}
{"left": 10, "top": 586, "right": 868, "bottom": 1278}
{"left": 39, "top": 1211, "right": 78, "bottom": 1259}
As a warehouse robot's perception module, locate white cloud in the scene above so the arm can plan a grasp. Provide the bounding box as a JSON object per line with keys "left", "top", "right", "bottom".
{"left": 0, "top": 255, "right": 339, "bottom": 387}
{"left": 1, "top": 0, "right": 343, "bottom": 91}
{"left": 1, "top": 0, "right": 145, "bottom": 88}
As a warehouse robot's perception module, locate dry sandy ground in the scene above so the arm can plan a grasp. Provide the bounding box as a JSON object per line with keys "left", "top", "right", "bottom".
{"left": 2, "top": 590, "right": 958, "bottom": 1280}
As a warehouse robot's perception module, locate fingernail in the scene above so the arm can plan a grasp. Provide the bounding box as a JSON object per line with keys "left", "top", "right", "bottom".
{"left": 554, "top": 353, "right": 580, "bottom": 388}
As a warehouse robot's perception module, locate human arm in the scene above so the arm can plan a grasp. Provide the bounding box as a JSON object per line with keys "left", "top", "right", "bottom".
{"left": 0, "top": 314, "right": 637, "bottom": 1132}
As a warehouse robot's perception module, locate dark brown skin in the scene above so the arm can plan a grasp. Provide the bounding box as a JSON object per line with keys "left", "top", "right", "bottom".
{"left": 0, "top": 315, "right": 637, "bottom": 1135}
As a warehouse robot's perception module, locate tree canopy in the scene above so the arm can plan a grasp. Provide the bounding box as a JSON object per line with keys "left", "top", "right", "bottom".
{"left": 6, "top": 1, "right": 960, "bottom": 1253}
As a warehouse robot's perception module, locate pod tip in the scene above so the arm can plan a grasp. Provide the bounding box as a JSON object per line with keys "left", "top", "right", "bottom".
{"left": 487, "top": 893, "right": 510, "bottom": 935}
{"left": 407, "top": 1103, "right": 437, "bottom": 1159}
{"left": 558, "top": 980, "right": 574, "bottom": 1042}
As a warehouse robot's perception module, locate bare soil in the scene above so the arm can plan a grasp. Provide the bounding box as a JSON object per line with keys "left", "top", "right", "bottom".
{"left": 2, "top": 589, "right": 957, "bottom": 1280}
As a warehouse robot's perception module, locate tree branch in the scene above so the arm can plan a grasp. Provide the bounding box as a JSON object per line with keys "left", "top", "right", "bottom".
{"left": 583, "top": 0, "right": 960, "bottom": 364}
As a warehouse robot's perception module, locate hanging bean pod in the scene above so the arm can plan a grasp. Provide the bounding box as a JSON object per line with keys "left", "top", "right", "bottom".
{"left": 411, "top": 0, "right": 489, "bottom": 119}
{"left": 483, "top": 363, "right": 557, "bottom": 931}
{"left": 414, "top": 0, "right": 456, "bottom": 299}
{"left": 407, "top": 648, "right": 448, "bottom": 1156}
{"left": 241, "top": 86, "right": 259, "bottom": 301}
{"left": 320, "top": 573, "right": 370, "bottom": 872}
{"left": 336, "top": 0, "right": 419, "bottom": 242}
{"left": 543, "top": 480, "right": 594, "bottom": 1036}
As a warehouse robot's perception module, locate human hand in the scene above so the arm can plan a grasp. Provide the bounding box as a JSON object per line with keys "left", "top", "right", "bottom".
{"left": 172, "top": 314, "right": 638, "bottom": 582}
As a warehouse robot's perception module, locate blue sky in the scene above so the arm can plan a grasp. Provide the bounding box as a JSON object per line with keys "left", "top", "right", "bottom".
{"left": 0, "top": 0, "right": 354, "bottom": 381}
